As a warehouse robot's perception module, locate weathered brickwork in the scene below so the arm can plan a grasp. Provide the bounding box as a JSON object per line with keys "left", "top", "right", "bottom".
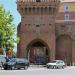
{"left": 17, "top": 0, "right": 75, "bottom": 65}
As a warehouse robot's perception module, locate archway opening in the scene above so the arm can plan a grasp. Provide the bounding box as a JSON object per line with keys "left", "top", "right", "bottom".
{"left": 56, "top": 35, "right": 72, "bottom": 66}
{"left": 27, "top": 40, "right": 49, "bottom": 65}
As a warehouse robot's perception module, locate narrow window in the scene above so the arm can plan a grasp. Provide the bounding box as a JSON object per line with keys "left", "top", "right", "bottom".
{"left": 64, "top": 14, "right": 69, "bottom": 21}
{"left": 64, "top": 5, "right": 69, "bottom": 12}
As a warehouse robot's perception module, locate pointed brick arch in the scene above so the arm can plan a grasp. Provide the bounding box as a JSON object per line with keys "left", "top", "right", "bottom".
{"left": 26, "top": 39, "right": 49, "bottom": 49}
{"left": 56, "top": 35, "right": 72, "bottom": 65}
{"left": 26, "top": 39, "right": 50, "bottom": 64}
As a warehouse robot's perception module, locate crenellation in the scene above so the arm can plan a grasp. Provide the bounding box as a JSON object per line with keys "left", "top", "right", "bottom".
{"left": 17, "top": 0, "right": 75, "bottom": 65}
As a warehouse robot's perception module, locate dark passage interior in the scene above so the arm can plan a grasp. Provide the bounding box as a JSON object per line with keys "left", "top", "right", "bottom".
{"left": 28, "top": 41, "right": 49, "bottom": 65}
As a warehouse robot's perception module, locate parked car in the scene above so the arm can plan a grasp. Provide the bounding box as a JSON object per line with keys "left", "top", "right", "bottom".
{"left": 0, "top": 55, "right": 6, "bottom": 69}
{"left": 3, "top": 58, "right": 29, "bottom": 70}
{"left": 46, "top": 60, "right": 66, "bottom": 69}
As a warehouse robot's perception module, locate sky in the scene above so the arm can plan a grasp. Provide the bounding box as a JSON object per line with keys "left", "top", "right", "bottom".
{"left": 0, "top": 0, "right": 21, "bottom": 26}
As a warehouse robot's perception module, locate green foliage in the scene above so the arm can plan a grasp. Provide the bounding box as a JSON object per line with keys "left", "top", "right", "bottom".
{"left": 16, "top": 37, "right": 20, "bottom": 44}
{"left": 0, "top": 5, "right": 16, "bottom": 51}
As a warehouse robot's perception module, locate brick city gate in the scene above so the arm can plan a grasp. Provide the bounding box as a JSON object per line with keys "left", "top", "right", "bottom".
{"left": 27, "top": 40, "right": 49, "bottom": 65}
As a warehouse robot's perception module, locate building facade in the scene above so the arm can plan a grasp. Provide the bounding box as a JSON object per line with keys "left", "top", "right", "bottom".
{"left": 56, "top": 2, "right": 75, "bottom": 21}
{"left": 17, "top": 0, "right": 75, "bottom": 66}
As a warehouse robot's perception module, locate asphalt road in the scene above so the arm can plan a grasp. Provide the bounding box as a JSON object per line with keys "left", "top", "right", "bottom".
{"left": 0, "top": 66, "right": 75, "bottom": 75}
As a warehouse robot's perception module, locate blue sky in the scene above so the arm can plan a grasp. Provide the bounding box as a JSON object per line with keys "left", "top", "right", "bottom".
{"left": 0, "top": 0, "right": 21, "bottom": 26}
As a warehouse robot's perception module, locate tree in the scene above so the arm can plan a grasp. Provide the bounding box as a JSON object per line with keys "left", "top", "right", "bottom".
{"left": 0, "top": 5, "right": 16, "bottom": 55}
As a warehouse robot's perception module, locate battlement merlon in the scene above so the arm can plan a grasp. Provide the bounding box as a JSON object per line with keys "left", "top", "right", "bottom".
{"left": 17, "top": 0, "right": 60, "bottom": 16}
{"left": 17, "top": 0, "right": 60, "bottom": 6}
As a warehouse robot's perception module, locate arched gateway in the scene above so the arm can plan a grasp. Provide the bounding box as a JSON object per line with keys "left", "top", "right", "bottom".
{"left": 17, "top": 0, "right": 60, "bottom": 65}
{"left": 56, "top": 35, "right": 72, "bottom": 65}
{"left": 26, "top": 39, "right": 49, "bottom": 64}
{"left": 17, "top": 0, "right": 75, "bottom": 66}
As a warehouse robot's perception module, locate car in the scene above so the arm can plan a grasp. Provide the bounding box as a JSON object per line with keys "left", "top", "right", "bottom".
{"left": 46, "top": 60, "right": 66, "bottom": 69}
{"left": 3, "top": 58, "right": 29, "bottom": 70}
{"left": 0, "top": 55, "right": 6, "bottom": 69}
